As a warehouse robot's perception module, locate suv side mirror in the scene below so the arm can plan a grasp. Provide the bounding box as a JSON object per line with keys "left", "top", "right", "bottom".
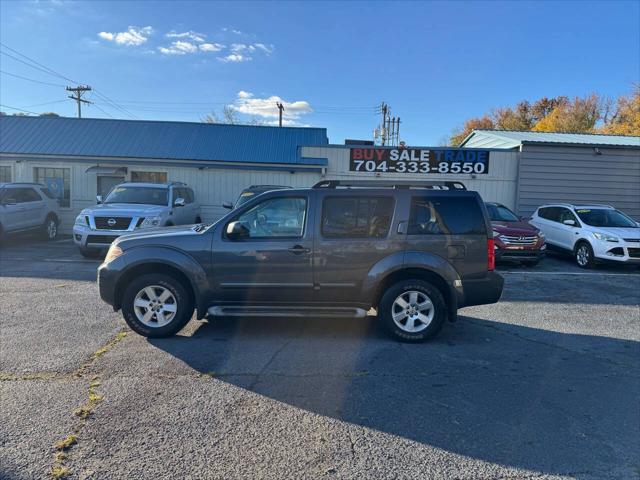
{"left": 96, "top": 195, "right": 103, "bottom": 204}
{"left": 222, "top": 201, "right": 234, "bottom": 210}
{"left": 226, "top": 221, "right": 250, "bottom": 240}
{"left": 563, "top": 219, "right": 576, "bottom": 226}
{"left": 174, "top": 197, "right": 186, "bottom": 207}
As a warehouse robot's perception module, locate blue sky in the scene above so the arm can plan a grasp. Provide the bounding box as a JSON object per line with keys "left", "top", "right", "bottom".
{"left": 1, "top": 0, "right": 638, "bottom": 144}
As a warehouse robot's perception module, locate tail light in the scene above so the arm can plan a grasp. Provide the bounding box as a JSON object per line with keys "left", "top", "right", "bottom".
{"left": 487, "top": 238, "right": 495, "bottom": 271}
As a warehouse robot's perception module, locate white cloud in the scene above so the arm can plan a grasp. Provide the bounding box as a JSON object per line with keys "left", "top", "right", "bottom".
{"left": 253, "top": 43, "right": 274, "bottom": 54}
{"left": 199, "top": 43, "right": 225, "bottom": 52}
{"left": 219, "top": 53, "right": 251, "bottom": 63}
{"left": 158, "top": 40, "right": 198, "bottom": 55}
{"left": 97, "top": 26, "right": 153, "bottom": 46}
{"left": 231, "top": 92, "right": 313, "bottom": 122}
{"left": 166, "top": 30, "right": 206, "bottom": 43}
{"left": 230, "top": 43, "right": 274, "bottom": 55}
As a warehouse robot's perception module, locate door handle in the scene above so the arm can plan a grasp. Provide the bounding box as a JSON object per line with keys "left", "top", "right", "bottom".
{"left": 288, "top": 245, "right": 310, "bottom": 255}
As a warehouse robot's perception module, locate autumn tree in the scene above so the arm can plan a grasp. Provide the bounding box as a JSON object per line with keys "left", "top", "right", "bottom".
{"left": 600, "top": 86, "right": 640, "bottom": 135}
{"left": 532, "top": 94, "right": 601, "bottom": 133}
{"left": 449, "top": 115, "right": 495, "bottom": 146}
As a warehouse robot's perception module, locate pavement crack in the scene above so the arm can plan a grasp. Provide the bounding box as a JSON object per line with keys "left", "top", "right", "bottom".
{"left": 47, "top": 329, "right": 128, "bottom": 479}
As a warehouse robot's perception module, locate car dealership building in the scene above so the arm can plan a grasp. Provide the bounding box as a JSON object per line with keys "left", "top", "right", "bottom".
{"left": 1, "top": 116, "right": 638, "bottom": 234}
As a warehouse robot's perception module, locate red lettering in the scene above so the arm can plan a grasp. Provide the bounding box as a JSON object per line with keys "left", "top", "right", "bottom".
{"left": 375, "top": 149, "right": 385, "bottom": 161}
{"left": 352, "top": 149, "right": 363, "bottom": 160}
{"left": 363, "top": 149, "right": 374, "bottom": 160}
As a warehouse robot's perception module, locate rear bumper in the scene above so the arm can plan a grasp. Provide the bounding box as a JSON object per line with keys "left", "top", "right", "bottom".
{"left": 461, "top": 272, "right": 504, "bottom": 308}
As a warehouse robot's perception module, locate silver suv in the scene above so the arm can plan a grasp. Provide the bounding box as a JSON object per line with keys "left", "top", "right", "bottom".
{"left": 0, "top": 182, "right": 60, "bottom": 242}
{"left": 73, "top": 182, "right": 202, "bottom": 257}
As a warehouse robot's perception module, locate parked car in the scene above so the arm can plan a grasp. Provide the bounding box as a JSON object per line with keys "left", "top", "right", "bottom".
{"left": 485, "top": 202, "right": 546, "bottom": 265}
{"left": 74, "top": 181, "right": 202, "bottom": 257}
{"left": 0, "top": 182, "right": 60, "bottom": 242}
{"left": 98, "top": 180, "right": 504, "bottom": 342}
{"left": 530, "top": 203, "right": 640, "bottom": 268}
{"left": 223, "top": 185, "right": 292, "bottom": 210}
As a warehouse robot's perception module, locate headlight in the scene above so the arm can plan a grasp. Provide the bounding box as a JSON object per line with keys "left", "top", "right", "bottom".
{"left": 75, "top": 214, "right": 88, "bottom": 227}
{"left": 104, "top": 244, "right": 123, "bottom": 264}
{"left": 592, "top": 232, "right": 619, "bottom": 242}
{"left": 492, "top": 230, "right": 501, "bottom": 238}
{"left": 139, "top": 216, "right": 162, "bottom": 228}
{"left": 538, "top": 232, "right": 545, "bottom": 239}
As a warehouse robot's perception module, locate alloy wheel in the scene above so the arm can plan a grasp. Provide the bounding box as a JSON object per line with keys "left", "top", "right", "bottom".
{"left": 576, "top": 245, "right": 590, "bottom": 266}
{"left": 391, "top": 290, "right": 435, "bottom": 333}
{"left": 47, "top": 220, "right": 57, "bottom": 239}
{"left": 133, "top": 285, "right": 178, "bottom": 327}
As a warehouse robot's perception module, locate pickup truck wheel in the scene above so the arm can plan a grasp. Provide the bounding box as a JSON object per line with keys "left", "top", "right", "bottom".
{"left": 575, "top": 241, "right": 595, "bottom": 269}
{"left": 122, "top": 274, "right": 193, "bottom": 337}
{"left": 379, "top": 279, "right": 446, "bottom": 342}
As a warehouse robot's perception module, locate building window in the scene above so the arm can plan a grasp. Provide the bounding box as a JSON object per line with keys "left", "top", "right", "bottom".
{"left": 131, "top": 171, "right": 167, "bottom": 184}
{"left": 0, "top": 166, "right": 11, "bottom": 182}
{"left": 321, "top": 196, "right": 394, "bottom": 238}
{"left": 34, "top": 167, "right": 71, "bottom": 207}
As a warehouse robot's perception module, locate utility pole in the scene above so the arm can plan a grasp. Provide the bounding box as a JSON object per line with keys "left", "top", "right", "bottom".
{"left": 66, "top": 85, "right": 92, "bottom": 118}
{"left": 276, "top": 102, "right": 284, "bottom": 127}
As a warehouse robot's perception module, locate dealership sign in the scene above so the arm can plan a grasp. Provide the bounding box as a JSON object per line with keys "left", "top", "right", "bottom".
{"left": 349, "top": 148, "right": 490, "bottom": 174}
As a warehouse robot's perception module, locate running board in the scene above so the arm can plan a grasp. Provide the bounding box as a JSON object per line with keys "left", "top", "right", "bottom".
{"left": 207, "top": 306, "right": 368, "bottom": 319}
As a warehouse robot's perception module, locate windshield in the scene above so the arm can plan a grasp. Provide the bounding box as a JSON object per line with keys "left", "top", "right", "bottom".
{"left": 486, "top": 204, "right": 519, "bottom": 222}
{"left": 575, "top": 208, "right": 638, "bottom": 228}
{"left": 104, "top": 186, "right": 168, "bottom": 206}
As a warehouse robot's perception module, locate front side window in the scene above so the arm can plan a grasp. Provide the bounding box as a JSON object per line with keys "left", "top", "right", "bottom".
{"left": 131, "top": 171, "right": 168, "bottom": 184}
{"left": 235, "top": 197, "right": 307, "bottom": 238}
{"left": 321, "top": 196, "right": 394, "bottom": 238}
{"left": 0, "top": 166, "right": 11, "bottom": 183}
{"left": 104, "top": 186, "right": 169, "bottom": 206}
{"left": 409, "top": 196, "right": 486, "bottom": 235}
{"left": 34, "top": 167, "right": 70, "bottom": 207}
{"left": 575, "top": 208, "right": 638, "bottom": 228}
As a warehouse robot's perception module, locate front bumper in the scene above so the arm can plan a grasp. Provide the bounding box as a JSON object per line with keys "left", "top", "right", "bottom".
{"left": 495, "top": 245, "right": 547, "bottom": 262}
{"left": 593, "top": 240, "right": 640, "bottom": 264}
{"left": 97, "top": 255, "right": 127, "bottom": 309}
{"left": 74, "top": 225, "right": 136, "bottom": 250}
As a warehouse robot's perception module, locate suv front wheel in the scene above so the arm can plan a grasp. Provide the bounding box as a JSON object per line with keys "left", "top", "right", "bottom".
{"left": 575, "top": 241, "right": 595, "bottom": 269}
{"left": 379, "top": 279, "right": 446, "bottom": 342}
{"left": 121, "top": 274, "right": 194, "bottom": 337}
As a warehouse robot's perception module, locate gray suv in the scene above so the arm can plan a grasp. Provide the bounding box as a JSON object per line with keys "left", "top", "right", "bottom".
{"left": 74, "top": 181, "right": 202, "bottom": 257}
{"left": 98, "top": 180, "right": 503, "bottom": 342}
{"left": 0, "top": 182, "right": 60, "bottom": 242}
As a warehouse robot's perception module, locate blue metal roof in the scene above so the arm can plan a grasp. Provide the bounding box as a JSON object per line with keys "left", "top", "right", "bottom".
{"left": 460, "top": 129, "right": 640, "bottom": 148}
{"left": 0, "top": 116, "right": 329, "bottom": 165}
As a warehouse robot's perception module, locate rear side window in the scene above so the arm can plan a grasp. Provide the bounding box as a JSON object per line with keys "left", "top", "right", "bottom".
{"left": 6, "top": 188, "right": 42, "bottom": 203}
{"left": 409, "top": 196, "right": 486, "bottom": 235}
{"left": 538, "top": 207, "right": 561, "bottom": 222}
{"left": 322, "top": 196, "right": 394, "bottom": 238}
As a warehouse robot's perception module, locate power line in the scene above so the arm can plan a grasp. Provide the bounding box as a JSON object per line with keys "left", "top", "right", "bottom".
{"left": 24, "top": 99, "right": 68, "bottom": 108}
{"left": 0, "top": 70, "right": 66, "bottom": 87}
{"left": 0, "top": 42, "right": 138, "bottom": 120}
{"left": 67, "top": 85, "right": 92, "bottom": 118}
{"left": 0, "top": 103, "right": 39, "bottom": 115}
{"left": 91, "top": 104, "right": 115, "bottom": 119}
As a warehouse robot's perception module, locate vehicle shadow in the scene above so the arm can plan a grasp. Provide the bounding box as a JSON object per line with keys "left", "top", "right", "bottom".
{"left": 149, "top": 315, "right": 640, "bottom": 477}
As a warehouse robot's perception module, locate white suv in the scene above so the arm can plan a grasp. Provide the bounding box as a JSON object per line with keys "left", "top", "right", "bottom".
{"left": 73, "top": 182, "right": 202, "bottom": 257}
{"left": 0, "top": 182, "right": 61, "bottom": 242}
{"left": 530, "top": 204, "right": 640, "bottom": 268}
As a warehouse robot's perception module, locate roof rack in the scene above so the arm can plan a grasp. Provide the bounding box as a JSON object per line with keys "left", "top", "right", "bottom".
{"left": 312, "top": 180, "right": 467, "bottom": 191}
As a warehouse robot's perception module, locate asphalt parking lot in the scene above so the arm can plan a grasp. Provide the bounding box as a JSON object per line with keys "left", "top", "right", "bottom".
{"left": 1, "top": 237, "right": 639, "bottom": 479}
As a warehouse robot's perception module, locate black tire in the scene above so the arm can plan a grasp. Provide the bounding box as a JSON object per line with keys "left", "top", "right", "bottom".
{"left": 0, "top": 223, "right": 5, "bottom": 246}
{"left": 378, "top": 279, "right": 446, "bottom": 342}
{"left": 79, "top": 247, "right": 103, "bottom": 259}
{"left": 42, "top": 214, "right": 59, "bottom": 240}
{"left": 574, "top": 241, "right": 595, "bottom": 269}
{"left": 195, "top": 217, "right": 202, "bottom": 224}
{"left": 121, "top": 273, "right": 193, "bottom": 338}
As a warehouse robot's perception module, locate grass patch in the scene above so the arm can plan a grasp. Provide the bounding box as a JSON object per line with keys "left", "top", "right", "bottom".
{"left": 54, "top": 435, "right": 77, "bottom": 451}
{"left": 50, "top": 465, "right": 70, "bottom": 478}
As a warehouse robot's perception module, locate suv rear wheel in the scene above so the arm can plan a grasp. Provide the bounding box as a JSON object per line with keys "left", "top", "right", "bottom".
{"left": 121, "top": 274, "right": 193, "bottom": 337}
{"left": 379, "top": 279, "right": 446, "bottom": 342}
{"left": 42, "top": 215, "right": 58, "bottom": 240}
